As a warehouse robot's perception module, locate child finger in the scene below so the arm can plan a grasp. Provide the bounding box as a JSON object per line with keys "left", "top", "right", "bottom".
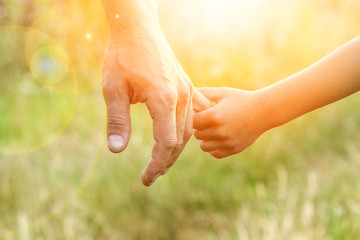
{"left": 199, "top": 140, "right": 225, "bottom": 152}
{"left": 194, "top": 128, "right": 225, "bottom": 140}
{"left": 193, "top": 108, "right": 218, "bottom": 129}
{"left": 197, "top": 87, "right": 225, "bottom": 102}
{"left": 193, "top": 88, "right": 212, "bottom": 112}
{"left": 209, "top": 149, "right": 234, "bottom": 159}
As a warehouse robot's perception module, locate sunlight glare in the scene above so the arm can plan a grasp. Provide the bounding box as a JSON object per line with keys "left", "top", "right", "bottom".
{"left": 192, "top": 0, "right": 271, "bottom": 37}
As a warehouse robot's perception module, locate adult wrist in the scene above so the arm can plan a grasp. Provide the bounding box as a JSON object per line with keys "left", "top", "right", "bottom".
{"left": 104, "top": 0, "right": 159, "bottom": 42}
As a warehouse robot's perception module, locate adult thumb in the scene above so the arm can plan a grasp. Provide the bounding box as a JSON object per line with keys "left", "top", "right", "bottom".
{"left": 193, "top": 88, "right": 212, "bottom": 112}
{"left": 103, "top": 78, "right": 131, "bottom": 153}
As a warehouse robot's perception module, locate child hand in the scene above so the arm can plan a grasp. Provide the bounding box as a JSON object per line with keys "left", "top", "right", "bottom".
{"left": 193, "top": 87, "right": 272, "bottom": 158}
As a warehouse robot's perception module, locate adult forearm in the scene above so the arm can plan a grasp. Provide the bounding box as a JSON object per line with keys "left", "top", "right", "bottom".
{"left": 262, "top": 37, "right": 360, "bottom": 129}
{"left": 102, "top": 0, "right": 158, "bottom": 41}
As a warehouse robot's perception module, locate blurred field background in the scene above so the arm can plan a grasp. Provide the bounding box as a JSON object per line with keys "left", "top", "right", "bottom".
{"left": 0, "top": 0, "right": 360, "bottom": 239}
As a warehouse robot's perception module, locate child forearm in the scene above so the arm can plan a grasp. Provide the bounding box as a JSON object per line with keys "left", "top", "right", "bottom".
{"left": 262, "top": 37, "right": 360, "bottom": 129}
{"left": 193, "top": 37, "right": 360, "bottom": 158}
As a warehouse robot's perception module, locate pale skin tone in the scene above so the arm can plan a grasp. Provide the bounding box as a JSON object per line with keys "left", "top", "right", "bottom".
{"left": 102, "top": 0, "right": 211, "bottom": 186}
{"left": 194, "top": 37, "right": 360, "bottom": 158}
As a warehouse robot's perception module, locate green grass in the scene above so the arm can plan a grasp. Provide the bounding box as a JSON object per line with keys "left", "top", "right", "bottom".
{"left": 1, "top": 0, "right": 360, "bottom": 239}
{"left": 2, "top": 86, "right": 360, "bottom": 240}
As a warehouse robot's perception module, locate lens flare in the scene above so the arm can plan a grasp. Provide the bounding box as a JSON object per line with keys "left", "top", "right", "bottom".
{"left": 29, "top": 2, "right": 109, "bottom": 94}
{"left": 0, "top": 26, "right": 77, "bottom": 155}
{"left": 30, "top": 45, "right": 70, "bottom": 84}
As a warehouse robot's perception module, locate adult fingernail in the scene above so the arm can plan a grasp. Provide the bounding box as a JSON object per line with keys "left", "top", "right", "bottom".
{"left": 108, "top": 135, "right": 124, "bottom": 152}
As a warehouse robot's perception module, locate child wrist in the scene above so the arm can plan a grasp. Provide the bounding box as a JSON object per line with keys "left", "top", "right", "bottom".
{"left": 256, "top": 88, "right": 285, "bottom": 130}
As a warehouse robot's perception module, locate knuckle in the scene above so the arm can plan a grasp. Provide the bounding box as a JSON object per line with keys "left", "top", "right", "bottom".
{"left": 107, "top": 115, "right": 128, "bottom": 127}
{"left": 177, "top": 136, "right": 185, "bottom": 146}
{"left": 178, "top": 87, "right": 190, "bottom": 101}
{"left": 215, "top": 128, "right": 226, "bottom": 139}
{"left": 175, "top": 138, "right": 184, "bottom": 148}
{"left": 200, "top": 141, "right": 208, "bottom": 152}
{"left": 162, "top": 138, "right": 178, "bottom": 150}
{"left": 159, "top": 89, "right": 177, "bottom": 109}
{"left": 102, "top": 80, "right": 122, "bottom": 100}
{"left": 176, "top": 142, "right": 183, "bottom": 150}
{"left": 210, "top": 114, "right": 221, "bottom": 124}
{"left": 147, "top": 158, "right": 166, "bottom": 173}
{"left": 193, "top": 130, "right": 201, "bottom": 139}
{"left": 102, "top": 80, "right": 112, "bottom": 96}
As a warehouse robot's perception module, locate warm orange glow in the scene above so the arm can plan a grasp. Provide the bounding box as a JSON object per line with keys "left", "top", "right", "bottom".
{"left": 197, "top": 0, "right": 270, "bottom": 32}
{"left": 0, "top": 0, "right": 360, "bottom": 239}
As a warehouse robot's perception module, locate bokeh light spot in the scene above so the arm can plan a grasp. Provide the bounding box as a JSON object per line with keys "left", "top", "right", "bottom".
{"left": 30, "top": 2, "right": 109, "bottom": 94}
{"left": 0, "top": 26, "right": 77, "bottom": 155}
{"left": 30, "top": 45, "right": 69, "bottom": 84}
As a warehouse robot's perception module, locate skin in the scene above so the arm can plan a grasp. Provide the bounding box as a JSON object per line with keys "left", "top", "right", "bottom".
{"left": 102, "top": 0, "right": 211, "bottom": 186}
{"left": 194, "top": 36, "right": 360, "bottom": 158}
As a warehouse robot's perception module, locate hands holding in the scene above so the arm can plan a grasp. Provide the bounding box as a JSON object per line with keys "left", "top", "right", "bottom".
{"left": 102, "top": 0, "right": 270, "bottom": 186}
{"left": 101, "top": 0, "right": 360, "bottom": 186}
{"left": 194, "top": 88, "right": 273, "bottom": 159}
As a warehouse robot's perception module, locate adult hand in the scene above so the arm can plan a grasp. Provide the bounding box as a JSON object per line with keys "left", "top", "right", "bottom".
{"left": 103, "top": 29, "right": 211, "bottom": 186}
